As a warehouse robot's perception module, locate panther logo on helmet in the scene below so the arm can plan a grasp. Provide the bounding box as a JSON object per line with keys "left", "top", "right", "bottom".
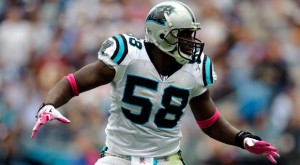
{"left": 146, "top": 5, "right": 175, "bottom": 25}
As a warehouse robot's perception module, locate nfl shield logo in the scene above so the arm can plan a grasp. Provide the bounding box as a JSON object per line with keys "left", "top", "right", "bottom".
{"left": 132, "top": 156, "right": 153, "bottom": 165}
{"left": 139, "top": 157, "right": 145, "bottom": 164}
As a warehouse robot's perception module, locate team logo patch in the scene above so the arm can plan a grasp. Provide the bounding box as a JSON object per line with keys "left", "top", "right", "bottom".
{"left": 99, "top": 40, "right": 114, "bottom": 55}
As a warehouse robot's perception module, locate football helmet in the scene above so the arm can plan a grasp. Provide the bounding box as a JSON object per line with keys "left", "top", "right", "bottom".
{"left": 145, "top": 0, "right": 204, "bottom": 64}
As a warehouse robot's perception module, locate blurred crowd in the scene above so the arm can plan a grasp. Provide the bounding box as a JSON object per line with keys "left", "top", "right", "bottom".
{"left": 0, "top": 0, "right": 300, "bottom": 165}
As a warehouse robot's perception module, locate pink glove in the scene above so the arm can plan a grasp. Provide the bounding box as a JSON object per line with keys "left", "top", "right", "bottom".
{"left": 244, "top": 137, "right": 280, "bottom": 164}
{"left": 31, "top": 104, "right": 71, "bottom": 138}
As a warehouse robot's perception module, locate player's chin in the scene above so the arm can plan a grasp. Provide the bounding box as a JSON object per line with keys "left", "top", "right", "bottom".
{"left": 180, "top": 47, "right": 193, "bottom": 55}
{"left": 181, "top": 51, "right": 193, "bottom": 56}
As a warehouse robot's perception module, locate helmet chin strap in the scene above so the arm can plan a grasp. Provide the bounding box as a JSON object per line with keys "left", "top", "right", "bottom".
{"left": 171, "top": 51, "right": 189, "bottom": 64}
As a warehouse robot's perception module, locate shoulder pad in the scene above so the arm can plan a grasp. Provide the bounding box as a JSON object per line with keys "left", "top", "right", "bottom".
{"left": 200, "top": 54, "right": 217, "bottom": 87}
{"left": 98, "top": 34, "right": 129, "bottom": 65}
{"left": 98, "top": 34, "right": 144, "bottom": 65}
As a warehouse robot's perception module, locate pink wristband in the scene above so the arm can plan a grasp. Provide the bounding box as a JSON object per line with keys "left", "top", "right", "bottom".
{"left": 64, "top": 74, "right": 79, "bottom": 96}
{"left": 196, "top": 108, "right": 220, "bottom": 129}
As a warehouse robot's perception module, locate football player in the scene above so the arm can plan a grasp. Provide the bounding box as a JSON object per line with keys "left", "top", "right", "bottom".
{"left": 32, "top": 1, "right": 279, "bottom": 165}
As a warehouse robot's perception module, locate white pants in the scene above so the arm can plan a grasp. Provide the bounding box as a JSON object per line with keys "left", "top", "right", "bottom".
{"left": 95, "top": 149, "right": 185, "bottom": 165}
{"left": 95, "top": 156, "right": 130, "bottom": 165}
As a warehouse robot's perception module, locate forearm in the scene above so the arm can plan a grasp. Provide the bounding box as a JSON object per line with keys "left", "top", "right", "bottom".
{"left": 190, "top": 92, "right": 240, "bottom": 146}
{"left": 44, "top": 78, "right": 74, "bottom": 108}
{"left": 43, "top": 60, "right": 115, "bottom": 108}
{"left": 201, "top": 116, "right": 240, "bottom": 146}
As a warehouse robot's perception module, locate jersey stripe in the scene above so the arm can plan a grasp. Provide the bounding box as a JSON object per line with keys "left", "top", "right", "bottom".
{"left": 209, "top": 59, "right": 213, "bottom": 85}
{"left": 111, "top": 34, "right": 128, "bottom": 64}
{"left": 202, "top": 55, "right": 213, "bottom": 86}
{"left": 111, "top": 36, "right": 120, "bottom": 60}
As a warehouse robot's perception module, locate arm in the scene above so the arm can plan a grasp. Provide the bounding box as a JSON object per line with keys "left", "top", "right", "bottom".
{"left": 189, "top": 90, "right": 279, "bottom": 164}
{"left": 189, "top": 90, "right": 240, "bottom": 145}
{"left": 32, "top": 60, "right": 115, "bottom": 138}
{"left": 45, "top": 60, "right": 115, "bottom": 107}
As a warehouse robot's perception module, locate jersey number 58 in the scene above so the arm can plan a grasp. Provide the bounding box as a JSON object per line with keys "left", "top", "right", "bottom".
{"left": 121, "top": 75, "right": 189, "bottom": 129}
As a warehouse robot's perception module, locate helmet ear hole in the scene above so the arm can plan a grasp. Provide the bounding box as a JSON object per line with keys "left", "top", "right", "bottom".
{"left": 159, "top": 34, "right": 165, "bottom": 39}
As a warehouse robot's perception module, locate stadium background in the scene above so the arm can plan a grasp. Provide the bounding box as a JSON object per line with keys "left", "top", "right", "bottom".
{"left": 0, "top": 0, "right": 300, "bottom": 164}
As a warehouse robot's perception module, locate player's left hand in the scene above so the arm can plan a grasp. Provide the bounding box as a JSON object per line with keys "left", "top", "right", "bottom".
{"left": 244, "top": 137, "right": 280, "bottom": 164}
{"left": 31, "top": 104, "right": 71, "bottom": 138}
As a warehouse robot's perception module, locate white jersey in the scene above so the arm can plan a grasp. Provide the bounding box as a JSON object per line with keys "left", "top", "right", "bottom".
{"left": 98, "top": 34, "right": 217, "bottom": 157}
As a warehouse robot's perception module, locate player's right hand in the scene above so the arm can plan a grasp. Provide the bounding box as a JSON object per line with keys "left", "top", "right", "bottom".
{"left": 31, "top": 104, "right": 70, "bottom": 138}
